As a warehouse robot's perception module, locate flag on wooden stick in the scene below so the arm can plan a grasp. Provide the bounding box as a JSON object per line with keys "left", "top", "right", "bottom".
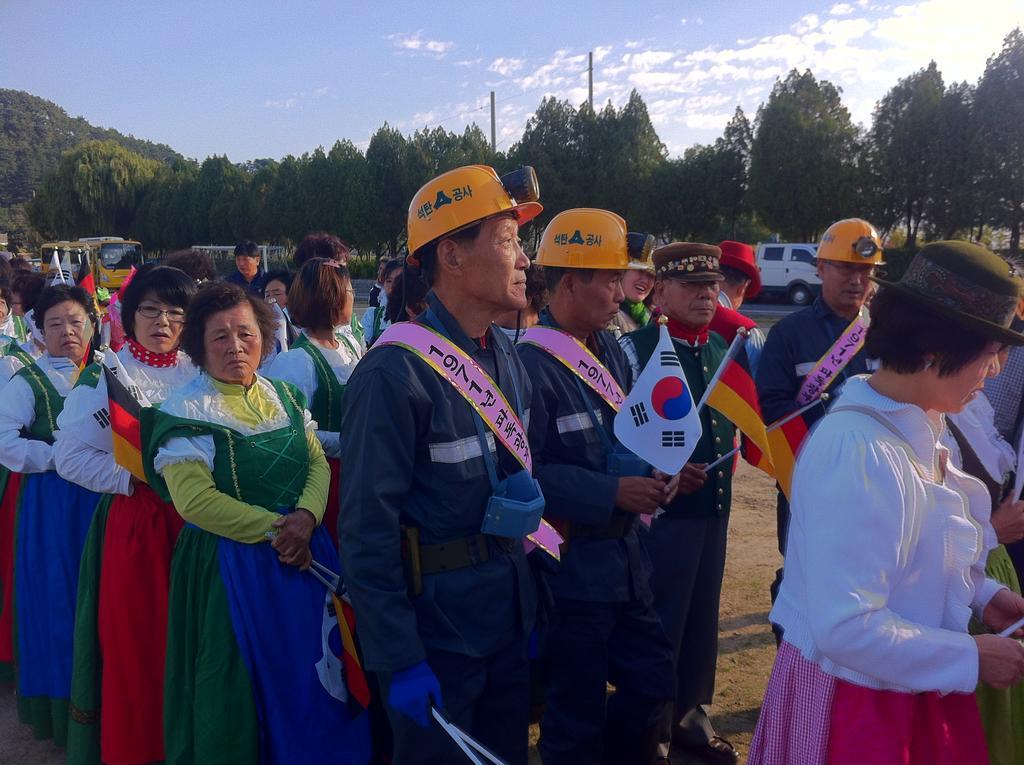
{"left": 699, "top": 331, "right": 772, "bottom": 470}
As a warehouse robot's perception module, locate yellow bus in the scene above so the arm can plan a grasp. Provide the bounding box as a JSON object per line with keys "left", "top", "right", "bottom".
{"left": 75, "top": 237, "right": 144, "bottom": 289}
{"left": 39, "top": 241, "right": 89, "bottom": 280}
{"left": 41, "top": 238, "right": 144, "bottom": 292}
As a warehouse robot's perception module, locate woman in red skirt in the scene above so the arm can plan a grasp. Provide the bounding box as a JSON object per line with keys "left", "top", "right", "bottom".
{"left": 55, "top": 265, "right": 198, "bottom": 765}
{"left": 750, "top": 242, "right": 1024, "bottom": 765}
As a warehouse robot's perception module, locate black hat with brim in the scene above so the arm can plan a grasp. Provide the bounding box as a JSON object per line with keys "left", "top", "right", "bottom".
{"left": 871, "top": 240, "right": 1024, "bottom": 345}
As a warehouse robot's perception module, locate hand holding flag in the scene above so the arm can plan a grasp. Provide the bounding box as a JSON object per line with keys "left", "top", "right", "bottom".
{"left": 698, "top": 329, "right": 773, "bottom": 471}
{"left": 613, "top": 318, "right": 702, "bottom": 474}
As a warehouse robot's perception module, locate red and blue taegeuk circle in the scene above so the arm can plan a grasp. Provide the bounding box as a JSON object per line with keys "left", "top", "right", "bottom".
{"left": 651, "top": 377, "right": 692, "bottom": 420}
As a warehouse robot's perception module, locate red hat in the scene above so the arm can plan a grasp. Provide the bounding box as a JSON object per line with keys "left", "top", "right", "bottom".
{"left": 718, "top": 240, "right": 761, "bottom": 299}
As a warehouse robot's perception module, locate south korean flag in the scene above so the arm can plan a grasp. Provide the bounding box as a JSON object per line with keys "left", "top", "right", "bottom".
{"left": 614, "top": 322, "right": 702, "bottom": 474}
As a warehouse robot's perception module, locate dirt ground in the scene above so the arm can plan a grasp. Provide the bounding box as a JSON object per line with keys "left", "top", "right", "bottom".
{"left": 525, "top": 460, "right": 780, "bottom": 764}
{"left": 0, "top": 462, "right": 779, "bottom": 765}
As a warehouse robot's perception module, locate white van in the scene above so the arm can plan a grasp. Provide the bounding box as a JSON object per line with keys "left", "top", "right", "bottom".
{"left": 755, "top": 243, "right": 821, "bottom": 305}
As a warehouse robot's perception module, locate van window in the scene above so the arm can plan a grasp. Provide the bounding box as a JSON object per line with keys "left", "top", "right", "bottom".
{"left": 761, "top": 246, "right": 784, "bottom": 261}
{"left": 790, "top": 247, "right": 816, "bottom": 265}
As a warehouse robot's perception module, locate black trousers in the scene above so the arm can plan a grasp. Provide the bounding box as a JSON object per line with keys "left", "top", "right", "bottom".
{"left": 539, "top": 596, "right": 674, "bottom": 765}
{"left": 379, "top": 636, "right": 530, "bottom": 765}
{"left": 644, "top": 512, "right": 730, "bottom": 752}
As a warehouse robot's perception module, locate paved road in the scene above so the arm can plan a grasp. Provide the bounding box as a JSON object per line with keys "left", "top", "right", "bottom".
{"left": 0, "top": 683, "right": 63, "bottom": 765}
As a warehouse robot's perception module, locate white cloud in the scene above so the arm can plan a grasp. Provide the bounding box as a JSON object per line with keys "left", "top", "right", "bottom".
{"left": 489, "top": 57, "right": 525, "bottom": 76}
{"left": 388, "top": 31, "right": 454, "bottom": 56}
{"left": 263, "top": 97, "right": 297, "bottom": 110}
{"left": 455, "top": 58, "right": 482, "bottom": 67}
{"left": 623, "top": 50, "right": 675, "bottom": 70}
{"left": 410, "top": 110, "right": 439, "bottom": 125}
{"left": 389, "top": 0, "right": 1024, "bottom": 158}
{"left": 793, "top": 13, "right": 821, "bottom": 34}
{"left": 871, "top": 0, "right": 1024, "bottom": 82}
{"left": 684, "top": 112, "right": 732, "bottom": 130}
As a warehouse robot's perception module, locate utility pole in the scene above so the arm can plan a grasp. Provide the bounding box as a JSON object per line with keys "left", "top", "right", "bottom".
{"left": 588, "top": 51, "right": 593, "bottom": 109}
{"left": 490, "top": 91, "right": 496, "bottom": 154}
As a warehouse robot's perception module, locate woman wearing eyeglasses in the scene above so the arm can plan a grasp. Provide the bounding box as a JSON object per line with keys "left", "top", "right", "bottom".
{"left": 54, "top": 266, "right": 198, "bottom": 765}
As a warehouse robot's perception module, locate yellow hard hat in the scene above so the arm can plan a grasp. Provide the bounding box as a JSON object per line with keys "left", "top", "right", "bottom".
{"left": 535, "top": 208, "right": 654, "bottom": 270}
{"left": 406, "top": 165, "right": 542, "bottom": 264}
{"left": 817, "top": 218, "right": 885, "bottom": 265}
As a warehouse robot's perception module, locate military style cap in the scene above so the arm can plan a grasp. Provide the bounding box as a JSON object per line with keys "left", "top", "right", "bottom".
{"left": 653, "top": 242, "right": 724, "bottom": 282}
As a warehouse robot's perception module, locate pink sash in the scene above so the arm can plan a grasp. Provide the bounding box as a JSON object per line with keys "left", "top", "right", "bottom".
{"left": 375, "top": 322, "right": 531, "bottom": 471}
{"left": 518, "top": 326, "right": 626, "bottom": 411}
{"left": 796, "top": 310, "right": 869, "bottom": 405}
{"left": 375, "top": 322, "right": 564, "bottom": 557}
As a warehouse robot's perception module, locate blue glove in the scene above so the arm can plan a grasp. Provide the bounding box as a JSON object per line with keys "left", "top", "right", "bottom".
{"left": 388, "top": 660, "right": 443, "bottom": 728}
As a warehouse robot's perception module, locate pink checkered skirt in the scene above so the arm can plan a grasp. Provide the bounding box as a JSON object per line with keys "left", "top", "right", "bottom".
{"left": 748, "top": 641, "right": 989, "bottom": 765}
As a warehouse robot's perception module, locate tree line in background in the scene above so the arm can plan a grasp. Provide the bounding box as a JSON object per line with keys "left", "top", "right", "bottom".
{"left": 22, "top": 28, "right": 1024, "bottom": 258}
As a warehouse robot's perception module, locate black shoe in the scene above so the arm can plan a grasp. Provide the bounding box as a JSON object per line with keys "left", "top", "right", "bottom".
{"left": 680, "top": 736, "right": 739, "bottom": 765}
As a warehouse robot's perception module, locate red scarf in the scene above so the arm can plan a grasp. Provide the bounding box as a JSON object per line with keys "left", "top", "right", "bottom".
{"left": 666, "top": 317, "right": 710, "bottom": 346}
{"left": 126, "top": 338, "right": 178, "bottom": 368}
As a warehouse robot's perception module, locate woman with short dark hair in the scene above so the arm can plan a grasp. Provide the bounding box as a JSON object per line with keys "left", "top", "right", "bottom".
{"left": 146, "top": 281, "right": 370, "bottom": 763}
{"left": 0, "top": 285, "right": 102, "bottom": 746}
{"left": 267, "top": 259, "right": 360, "bottom": 546}
{"left": 55, "top": 266, "right": 199, "bottom": 764}
{"left": 750, "top": 242, "right": 1024, "bottom": 765}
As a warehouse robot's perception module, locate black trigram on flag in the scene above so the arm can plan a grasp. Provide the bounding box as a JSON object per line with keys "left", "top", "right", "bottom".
{"left": 630, "top": 402, "right": 649, "bottom": 427}
{"left": 662, "top": 431, "right": 686, "bottom": 447}
{"left": 93, "top": 407, "right": 111, "bottom": 428}
{"left": 659, "top": 351, "right": 681, "bottom": 367}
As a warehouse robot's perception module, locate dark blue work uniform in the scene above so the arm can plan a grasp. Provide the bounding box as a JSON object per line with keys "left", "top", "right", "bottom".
{"left": 224, "top": 267, "right": 268, "bottom": 296}
{"left": 519, "top": 309, "right": 674, "bottom": 765}
{"left": 338, "top": 293, "right": 537, "bottom": 765}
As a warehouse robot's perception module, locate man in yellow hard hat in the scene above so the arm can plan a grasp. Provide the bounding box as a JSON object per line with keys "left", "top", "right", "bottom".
{"left": 518, "top": 209, "right": 676, "bottom": 764}
{"left": 338, "top": 165, "right": 544, "bottom": 764}
{"left": 755, "top": 218, "right": 884, "bottom": 639}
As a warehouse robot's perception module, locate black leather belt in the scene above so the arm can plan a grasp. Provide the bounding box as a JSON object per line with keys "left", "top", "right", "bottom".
{"left": 417, "top": 534, "right": 491, "bottom": 573}
{"left": 401, "top": 526, "right": 499, "bottom": 596}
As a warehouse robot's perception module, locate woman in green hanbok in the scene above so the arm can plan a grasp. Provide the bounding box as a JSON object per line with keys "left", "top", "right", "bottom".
{"left": 146, "top": 282, "right": 370, "bottom": 764}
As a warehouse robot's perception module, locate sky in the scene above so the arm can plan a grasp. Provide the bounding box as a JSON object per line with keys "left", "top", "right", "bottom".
{"left": 3, "top": 0, "right": 1022, "bottom": 163}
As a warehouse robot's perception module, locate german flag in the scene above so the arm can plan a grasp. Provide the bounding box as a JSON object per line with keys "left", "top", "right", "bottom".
{"left": 704, "top": 344, "right": 773, "bottom": 471}
{"left": 104, "top": 365, "right": 146, "bottom": 483}
{"left": 331, "top": 593, "right": 372, "bottom": 712}
{"left": 766, "top": 410, "right": 810, "bottom": 501}
{"left": 740, "top": 434, "right": 773, "bottom": 475}
{"left": 76, "top": 257, "right": 96, "bottom": 297}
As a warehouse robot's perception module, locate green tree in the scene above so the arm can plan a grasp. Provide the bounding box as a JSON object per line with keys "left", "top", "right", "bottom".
{"left": 27, "top": 140, "right": 162, "bottom": 238}
{"left": 712, "top": 106, "right": 753, "bottom": 238}
{"left": 508, "top": 97, "right": 581, "bottom": 243}
{"left": 865, "top": 62, "right": 945, "bottom": 248}
{"left": 749, "top": 70, "right": 860, "bottom": 241}
{"left": 924, "top": 82, "right": 980, "bottom": 240}
{"left": 975, "top": 28, "right": 1024, "bottom": 253}
{"left": 365, "top": 124, "right": 412, "bottom": 256}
